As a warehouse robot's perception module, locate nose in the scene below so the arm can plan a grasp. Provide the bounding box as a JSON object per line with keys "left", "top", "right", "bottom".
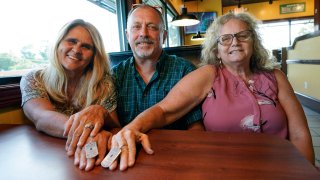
{"left": 72, "top": 44, "right": 82, "bottom": 53}
{"left": 139, "top": 24, "right": 149, "bottom": 37}
{"left": 231, "top": 35, "right": 239, "bottom": 46}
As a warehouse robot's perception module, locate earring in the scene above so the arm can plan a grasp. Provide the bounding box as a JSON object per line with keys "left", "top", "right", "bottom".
{"left": 219, "top": 58, "right": 222, "bottom": 66}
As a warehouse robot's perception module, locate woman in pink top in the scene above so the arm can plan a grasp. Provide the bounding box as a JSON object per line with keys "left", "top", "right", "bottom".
{"left": 109, "top": 12, "right": 314, "bottom": 170}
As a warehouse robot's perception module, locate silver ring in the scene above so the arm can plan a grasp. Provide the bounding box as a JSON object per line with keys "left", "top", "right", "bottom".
{"left": 84, "top": 123, "right": 94, "bottom": 131}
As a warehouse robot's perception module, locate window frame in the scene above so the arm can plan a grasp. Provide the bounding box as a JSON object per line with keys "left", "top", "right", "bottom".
{"left": 0, "top": 0, "right": 119, "bottom": 108}
{"left": 260, "top": 16, "right": 314, "bottom": 51}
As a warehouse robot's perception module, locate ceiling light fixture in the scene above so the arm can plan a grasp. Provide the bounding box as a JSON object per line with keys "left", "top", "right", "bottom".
{"left": 171, "top": 1, "right": 200, "bottom": 27}
{"left": 191, "top": 31, "right": 205, "bottom": 41}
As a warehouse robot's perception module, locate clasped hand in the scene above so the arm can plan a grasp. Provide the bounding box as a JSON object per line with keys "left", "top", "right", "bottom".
{"left": 63, "top": 105, "right": 110, "bottom": 171}
{"left": 107, "top": 128, "right": 154, "bottom": 171}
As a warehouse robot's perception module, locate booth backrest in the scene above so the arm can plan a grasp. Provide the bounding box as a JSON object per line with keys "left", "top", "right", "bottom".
{"left": 108, "top": 45, "right": 202, "bottom": 67}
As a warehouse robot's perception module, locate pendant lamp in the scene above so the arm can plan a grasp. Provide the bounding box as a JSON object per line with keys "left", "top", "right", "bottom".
{"left": 191, "top": 31, "right": 205, "bottom": 41}
{"left": 171, "top": 7, "right": 200, "bottom": 27}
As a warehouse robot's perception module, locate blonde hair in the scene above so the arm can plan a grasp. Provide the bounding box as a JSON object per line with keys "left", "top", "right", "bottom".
{"left": 201, "top": 12, "right": 275, "bottom": 72}
{"left": 41, "top": 19, "right": 113, "bottom": 109}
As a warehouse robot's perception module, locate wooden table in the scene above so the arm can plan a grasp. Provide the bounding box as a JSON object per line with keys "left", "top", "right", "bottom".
{"left": 0, "top": 125, "right": 319, "bottom": 179}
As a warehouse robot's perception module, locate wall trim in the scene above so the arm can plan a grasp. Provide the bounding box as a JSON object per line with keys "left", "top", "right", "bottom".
{"left": 286, "top": 59, "right": 320, "bottom": 64}
{"left": 295, "top": 92, "right": 320, "bottom": 113}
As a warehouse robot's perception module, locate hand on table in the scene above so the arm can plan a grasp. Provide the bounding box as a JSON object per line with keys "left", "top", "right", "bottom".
{"left": 64, "top": 105, "right": 107, "bottom": 156}
{"left": 108, "top": 129, "right": 154, "bottom": 171}
{"left": 74, "top": 130, "right": 112, "bottom": 171}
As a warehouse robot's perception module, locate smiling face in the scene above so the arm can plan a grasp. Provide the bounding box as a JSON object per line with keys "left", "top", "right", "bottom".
{"left": 57, "top": 25, "right": 94, "bottom": 76}
{"left": 217, "top": 19, "right": 253, "bottom": 68}
{"left": 126, "top": 6, "right": 167, "bottom": 61}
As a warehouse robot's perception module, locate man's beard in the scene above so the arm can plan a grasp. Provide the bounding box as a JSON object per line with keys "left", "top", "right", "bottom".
{"left": 134, "top": 37, "right": 155, "bottom": 59}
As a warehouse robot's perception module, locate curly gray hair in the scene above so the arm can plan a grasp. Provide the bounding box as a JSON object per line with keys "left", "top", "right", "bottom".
{"left": 201, "top": 12, "right": 275, "bottom": 72}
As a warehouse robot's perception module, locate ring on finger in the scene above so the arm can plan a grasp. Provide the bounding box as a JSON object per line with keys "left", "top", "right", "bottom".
{"left": 84, "top": 123, "right": 94, "bottom": 131}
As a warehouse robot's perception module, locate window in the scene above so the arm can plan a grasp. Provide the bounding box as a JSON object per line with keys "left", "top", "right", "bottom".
{"left": 0, "top": 0, "right": 118, "bottom": 78}
{"left": 259, "top": 18, "right": 314, "bottom": 52}
{"left": 167, "top": 10, "right": 182, "bottom": 47}
{"left": 142, "top": 0, "right": 182, "bottom": 47}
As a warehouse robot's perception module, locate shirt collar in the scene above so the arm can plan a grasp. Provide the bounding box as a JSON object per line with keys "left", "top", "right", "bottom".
{"left": 129, "top": 51, "right": 168, "bottom": 72}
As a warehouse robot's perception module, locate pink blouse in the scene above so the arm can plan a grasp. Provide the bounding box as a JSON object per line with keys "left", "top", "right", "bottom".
{"left": 202, "top": 66, "right": 288, "bottom": 139}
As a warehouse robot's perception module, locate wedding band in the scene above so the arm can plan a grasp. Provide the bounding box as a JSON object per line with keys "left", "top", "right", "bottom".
{"left": 84, "top": 123, "right": 94, "bottom": 131}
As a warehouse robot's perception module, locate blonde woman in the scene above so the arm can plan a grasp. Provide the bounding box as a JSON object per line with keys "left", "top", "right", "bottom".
{"left": 20, "top": 19, "right": 120, "bottom": 171}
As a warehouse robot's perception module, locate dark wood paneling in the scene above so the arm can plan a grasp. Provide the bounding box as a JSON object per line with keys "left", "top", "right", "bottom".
{"left": 315, "top": 0, "right": 320, "bottom": 31}
{"left": 0, "top": 84, "right": 21, "bottom": 109}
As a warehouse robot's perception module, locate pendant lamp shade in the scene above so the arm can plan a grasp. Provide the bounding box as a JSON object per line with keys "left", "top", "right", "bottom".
{"left": 191, "top": 31, "right": 205, "bottom": 41}
{"left": 171, "top": 7, "right": 200, "bottom": 27}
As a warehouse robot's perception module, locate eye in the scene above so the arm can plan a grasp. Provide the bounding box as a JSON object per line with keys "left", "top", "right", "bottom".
{"left": 131, "top": 24, "right": 141, "bottom": 30}
{"left": 220, "top": 35, "right": 232, "bottom": 42}
{"left": 66, "top": 38, "right": 77, "bottom": 44}
{"left": 237, "top": 31, "right": 251, "bottom": 40}
{"left": 82, "top": 44, "right": 93, "bottom": 50}
{"left": 147, "top": 24, "right": 159, "bottom": 31}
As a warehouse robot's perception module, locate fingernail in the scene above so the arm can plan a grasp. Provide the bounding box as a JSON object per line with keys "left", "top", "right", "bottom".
{"left": 148, "top": 149, "right": 154, "bottom": 154}
{"left": 67, "top": 151, "right": 74, "bottom": 156}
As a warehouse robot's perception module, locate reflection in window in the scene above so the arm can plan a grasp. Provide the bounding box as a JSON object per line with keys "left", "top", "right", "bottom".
{"left": 167, "top": 12, "right": 181, "bottom": 47}
{"left": 0, "top": 0, "right": 118, "bottom": 78}
{"left": 290, "top": 19, "right": 314, "bottom": 44}
{"left": 143, "top": 0, "right": 181, "bottom": 47}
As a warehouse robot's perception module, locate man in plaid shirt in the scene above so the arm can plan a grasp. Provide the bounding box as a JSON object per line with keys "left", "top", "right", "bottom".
{"left": 112, "top": 4, "right": 203, "bottom": 130}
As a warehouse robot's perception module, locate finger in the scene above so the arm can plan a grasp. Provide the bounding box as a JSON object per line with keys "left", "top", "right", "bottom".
{"left": 66, "top": 116, "right": 80, "bottom": 152}
{"left": 65, "top": 118, "right": 75, "bottom": 151}
{"left": 63, "top": 115, "right": 74, "bottom": 137}
{"left": 107, "top": 134, "right": 113, "bottom": 150}
{"left": 90, "top": 121, "right": 103, "bottom": 137}
{"left": 109, "top": 159, "right": 118, "bottom": 171}
{"left": 67, "top": 129, "right": 82, "bottom": 156}
{"left": 125, "top": 131, "right": 137, "bottom": 167}
{"left": 108, "top": 136, "right": 119, "bottom": 170}
{"left": 95, "top": 132, "right": 108, "bottom": 165}
{"left": 85, "top": 158, "right": 95, "bottom": 171}
{"left": 138, "top": 133, "right": 154, "bottom": 155}
{"left": 79, "top": 148, "right": 87, "bottom": 170}
{"left": 77, "top": 127, "right": 91, "bottom": 148}
{"left": 65, "top": 128, "right": 74, "bottom": 152}
{"left": 74, "top": 147, "right": 82, "bottom": 166}
{"left": 114, "top": 131, "right": 130, "bottom": 171}
{"left": 119, "top": 145, "right": 129, "bottom": 171}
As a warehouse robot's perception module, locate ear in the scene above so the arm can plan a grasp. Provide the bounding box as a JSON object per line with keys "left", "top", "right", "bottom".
{"left": 216, "top": 50, "right": 221, "bottom": 59}
{"left": 125, "top": 29, "right": 129, "bottom": 41}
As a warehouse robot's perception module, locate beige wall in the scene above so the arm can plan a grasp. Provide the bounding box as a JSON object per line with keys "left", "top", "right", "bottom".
{"left": 223, "top": 0, "right": 314, "bottom": 21}
{"left": 183, "top": 0, "right": 314, "bottom": 46}
{"left": 287, "top": 36, "right": 320, "bottom": 100}
{"left": 288, "top": 36, "right": 320, "bottom": 59}
{"left": 287, "top": 64, "right": 320, "bottom": 100}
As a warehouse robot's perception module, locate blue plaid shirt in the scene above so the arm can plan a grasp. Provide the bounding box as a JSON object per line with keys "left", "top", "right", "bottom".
{"left": 112, "top": 51, "right": 202, "bottom": 130}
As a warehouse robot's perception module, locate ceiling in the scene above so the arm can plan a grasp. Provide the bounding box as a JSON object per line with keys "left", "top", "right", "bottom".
{"left": 221, "top": 0, "right": 274, "bottom": 7}
{"left": 184, "top": 0, "right": 274, "bottom": 7}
